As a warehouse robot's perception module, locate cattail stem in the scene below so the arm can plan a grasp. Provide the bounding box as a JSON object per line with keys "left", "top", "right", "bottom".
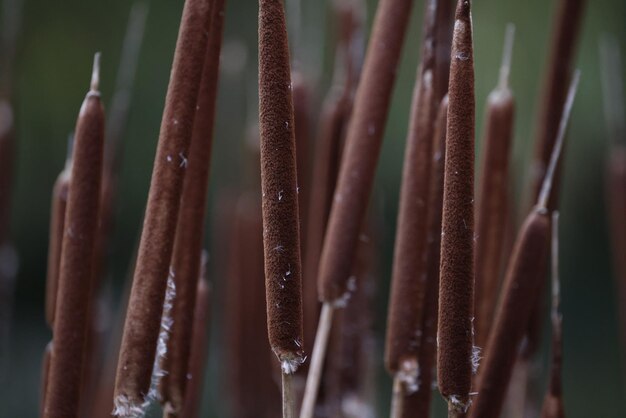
{"left": 282, "top": 371, "right": 296, "bottom": 418}
{"left": 44, "top": 53, "right": 105, "bottom": 418}
{"left": 437, "top": 0, "right": 475, "bottom": 412}
{"left": 299, "top": 302, "right": 333, "bottom": 418}
{"left": 390, "top": 376, "right": 404, "bottom": 418}
{"left": 114, "top": 0, "right": 212, "bottom": 414}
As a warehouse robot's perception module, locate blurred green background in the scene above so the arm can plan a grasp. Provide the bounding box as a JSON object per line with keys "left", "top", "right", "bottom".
{"left": 2, "top": 0, "right": 625, "bottom": 416}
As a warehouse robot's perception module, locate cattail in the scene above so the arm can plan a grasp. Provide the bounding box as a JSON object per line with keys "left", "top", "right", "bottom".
{"left": 160, "top": 0, "right": 225, "bottom": 413}
{"left": 44, "top": 54, "right": 105, "bottom": 418}
{"left": 527, "top": 0, "right": 586, "bottom": 211}
{"left": 301, "top": 0, "right": 414, "bottom": 414}
{"left": 600, "top": 37, "right": 626, "bottom": 373}
{"left": 113, "top": 0, "right": 212, "bottom": 414}
{"left": 406, "top": 95, "right": 448, "bottom": 416}
{"left": 45, "top": 146, "right": 72, "bottom": 327}
{"left": 540, "top": 212, "right": 565, "bottom": 418}
{"left": 470, "top": 72, "right": 579, "bottom": 418}
{"left": 179, "top": 255, "right": 211, "bottom": 418}
{"left": 437, "top": 1, "right": 475, "bottom": 414}
{"left": 258, "top": 0, "right": 304, "bottom": 415}
{"left": 385, "top": 0, "right": 437, "bottom": 408}
{"left": 434, "top": 0, "right": 453, "bottom": 102}
{"left": 474, "top": 25, "right": 516, "bottom": 350}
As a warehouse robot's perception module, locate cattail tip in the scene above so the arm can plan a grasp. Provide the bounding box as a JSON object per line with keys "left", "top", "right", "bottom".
{"left": 90, "top": 52, "right": 101, "bottom": 92}
{"left": 498, "top": 23, "right": 515, "bottom": 89}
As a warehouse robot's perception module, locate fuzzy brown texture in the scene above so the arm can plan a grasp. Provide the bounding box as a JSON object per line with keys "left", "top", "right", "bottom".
{"left": 113, "top": 0, "right": 212, "bottom": 408}
{"left": 40, "top": 341, "right": 53, "bottom": 416}
{"left": 437, "top": 0, "right": 475, "bottom": 410}
{"left": 529, "top": 0, "right": 586, "bottom": 211}
{"left": 469, "top": 209, "right": 551, "bottom": 418}
{"left": 180, "top": 272, "right": 211, "bottom": 418}
{"left": 608, "top": 147, "right": 626, "bottom": 359}
{"left": 45, "top": 169, "right": 70, "bottom": 327}
{"left": 385, "top": 0, "right": 438, "bottom": 375}
{"left": 258, "top": 0, "right": 304, "bottom": 365}
{"left": 474, "top": 88, "right": 515, "bottom": 350}
{"left": 406, "top": 95, "right": 448, "bottom": 416}
{"left": 225, "top": 193, "right": 281, "bottom": 418}
{"left": 434, "top": 0, "right": 453, "bottom": 102}
{"left": 318, "top": 0, "right": 414, "bottom": 302}
{"left": 160, "top": 0, "right": 224, "bottom": 411}
{"left": 44, "top": 89, "right": 105, "bottom": 418}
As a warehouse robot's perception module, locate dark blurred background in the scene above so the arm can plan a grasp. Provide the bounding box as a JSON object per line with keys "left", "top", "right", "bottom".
{"left": 1, "top": 0, "right": 625, "bottom": 416}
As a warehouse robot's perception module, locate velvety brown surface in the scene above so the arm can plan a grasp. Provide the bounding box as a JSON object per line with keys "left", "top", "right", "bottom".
{"left": 160, "top": 0, "right": 224, "bottom": 411}
{"left": 114, "top": 0, "right": 212, "bottom": 407}
{"left": 258, "top": 0, "right": 304, "bottom": 364}
{"left": 44, "top": 90, "right": 104, "bottom": 418}
{"left": 474, "top": 87, "right": 514, "bottom": 350}
{"left": 45, "top": 169, "right": 69, "bottom": 327}
{"left": 469, "top": 209, "right": 551, "bottom": 418}
{"left": 318, "top": 0, "right": 414, "bottom": 302}
{"left": 385, "top": 0, "right": 437, "bottom": 375}
{"left": 406, "top": 95, "right": 448, "bottom": 417}
{"left": 437, "top": 0, "right": 475, "bottom": 409}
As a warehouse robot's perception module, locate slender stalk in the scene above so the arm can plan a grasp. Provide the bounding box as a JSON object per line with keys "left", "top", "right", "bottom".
{"left": 160, "top": 0, "right": 225, "bottom": 413}
{"left": 283, "top": 371, "right": 296, "bottom": 418}
{"left": 113, "top": 0, "right": 212, "bottom": 414}
{"left": 44, "top": 53, "right": 105, "bottom": 418}
{"left": 474, "top": 24, "right": 516, "bottom": 350}
{"left": 384, "top": 3, "right": 437, "bottom": 414}
{"left": 470, "top": 72, "right": 580, "bottom": 418}
{"left": 390, "top": 377, "right": 404, "bottom": 418}
{"left": 437, "top": 0, "right": 475, "bottom": 413}
{"left": 40, "top": 341, "right": 53, "bottom": 416}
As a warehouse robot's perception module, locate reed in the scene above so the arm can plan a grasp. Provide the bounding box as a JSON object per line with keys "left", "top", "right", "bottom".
{"left": 258, "top": 1, "right": 304, "bottom": 415}
{"left": 113, "top": 0, "right": 212, "bottom": 414}
{"left": 301, "top": 0, "right": 414, "bottom": 413}
{"left": 160, "top": 0, "right": 225, "bottom": 413}
{"left": 540, "top": 212, "right": 565, "bottom": 418}
{"left": 385, "top": 0, "right": 437, "bottom": 412}
{"left": 437, "top": 1, "right": 475, "bottom": 414}
{"left": 469, "top": 72, "right": 580, "bottom": 418}
{"left": 44, "top": 54, "right": 105, "bottom": 418}
{"left": 474, "top": 24, "right": 516, "bottom": 350}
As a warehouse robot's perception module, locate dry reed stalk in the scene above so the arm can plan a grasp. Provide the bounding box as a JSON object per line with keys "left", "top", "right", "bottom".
{"left": 407, "top": 95, "right": 448, "bottom": 416}
{"left": 259, "top": 2, "right": 305, "bottom": 416}
{"left": 469, "top": 72, "right": 579, "bottom": 418}
{"left": 385, "top": 0, "right": 437, "bottom": 407}
{"left": 179, "top": 260, "right": 211, "bottom": 418}
{"left": 160, "top": 0, "right": 225, "bottom": 412}
{"left": 44, "top": 54, "right": 105, "bottom": 418}
{"left": 527, "top": 0, "right": 586, "bottom": 212}
{"left": 301, "top": 0, "right": 363, "bottom": 371}
{"left": 473, "top": 25, "right": 516, "bottom": 350}
{"left": 540, "top": 212, "right": 565, "bottom": 418}
{"left": 437, "top": 1, "right": 475, "bottom": 414}
{"left": 302, "top": 0, "right": 413, "bottom": 414}
{"left": 113, "top": 0, "right": 212, "bottom": 413}
{"left": 45, "top": 150, "right": 71, "bottom": 327}
{"left": 600, "top": 37, "right": 626, "bottom": 376}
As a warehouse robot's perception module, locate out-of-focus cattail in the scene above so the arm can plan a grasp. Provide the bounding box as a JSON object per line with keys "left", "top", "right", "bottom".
{"left": 113, "top": 0, "right": 212, "bottom": 414}
{"left": 301, "top": 0, "right": 414, "bottom": 414}
{"left": 258, "top": 1, "right": 304, "bottom": 416}
{"left": 179, "top": 255, "right": 211, "bottom": 418}
{"left": 527, "top": 0, "right": 586, "bottom": 212}
{"left": 160, "top": 0, "right": 225, "bottom": 413}
{"left": 44, "top": 53, "right": 105, "bottom": 418}
{"left": 474, "top": 24, "right": 516, "bottom": 350}
{"left": 540, "top": 212, "right": 565, "bottom": 418}
{"left": 437, "top": 1, "right": 475, "bottom": 414}
{"left": 385, "top": 0, "right": 437, "bottom": 412}
{"left": 434, "top": 0, "right": 453, "bottom": 102}
{"left": 600, "top": 37, "right": 626, "bottom": 376}
{"left": 470, "top": 72, "right": 579, "bottom": 418}
{"left": 45, "top": 144, "right": 72, "bottom": 327}
{"left": 407, "top": 95, "right": 448, "bottom": 416}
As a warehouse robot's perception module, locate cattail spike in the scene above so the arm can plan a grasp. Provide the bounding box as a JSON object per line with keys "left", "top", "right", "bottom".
{"left": 91, "top": 52, "right": 101, "bottom": 93}
{"left": 498, "top": 24, "right": 515, "bottom": 90}
{"left": 537, "top": 70, "right": 580, "bottom": 209}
